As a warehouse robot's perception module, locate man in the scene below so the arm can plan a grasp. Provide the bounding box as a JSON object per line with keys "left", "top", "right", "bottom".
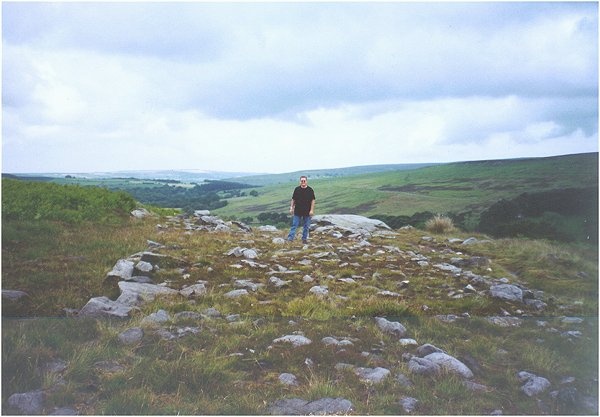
{"left": 287, "top": 175, "right": 316, "bottom": 244}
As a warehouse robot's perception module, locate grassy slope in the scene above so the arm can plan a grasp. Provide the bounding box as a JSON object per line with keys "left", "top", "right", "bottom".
{"left": 213, "top": 153, "right": 598, "bottom": 220}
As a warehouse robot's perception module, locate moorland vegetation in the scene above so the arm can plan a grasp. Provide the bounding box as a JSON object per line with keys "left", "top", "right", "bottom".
{"left": 2, "top": 153, "right": 598, "bottom": 415}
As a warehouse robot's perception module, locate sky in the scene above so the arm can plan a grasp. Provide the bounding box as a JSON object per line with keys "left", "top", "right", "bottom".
{"left": 2, "top": 2, "right": 598, "bottom": 174}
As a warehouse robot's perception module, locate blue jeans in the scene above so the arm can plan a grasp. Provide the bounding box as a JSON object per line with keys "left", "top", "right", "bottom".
{"left": 287, "top": 215, "right": 311, "bottom": 241}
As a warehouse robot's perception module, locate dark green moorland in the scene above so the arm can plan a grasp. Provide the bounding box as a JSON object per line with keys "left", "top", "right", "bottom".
{"left": 2, "top": 153, "right": 598, "bottom": 415}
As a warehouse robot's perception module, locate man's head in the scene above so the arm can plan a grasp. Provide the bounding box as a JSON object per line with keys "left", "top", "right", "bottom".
{"left": 300, "top": 176, "right": 308, "bottom": 187}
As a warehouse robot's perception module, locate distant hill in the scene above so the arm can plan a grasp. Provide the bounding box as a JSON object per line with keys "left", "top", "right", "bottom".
{"left": 214, "top": 153, "right": 598, "bottom": 243}
{"left": 227, "top": 163, "right": 438, "bottom": 186}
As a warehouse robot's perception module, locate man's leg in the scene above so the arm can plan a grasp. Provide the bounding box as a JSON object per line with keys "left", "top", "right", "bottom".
{"left": 301, "top": 216, "right": 311, "bottom": 242}
{"left": 287, "top": 215, "right": 300, "bottom": 241}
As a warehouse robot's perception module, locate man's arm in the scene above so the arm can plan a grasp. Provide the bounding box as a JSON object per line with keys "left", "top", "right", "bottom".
{"left": 289, "top": 199, "right": 295, "bottom": 214}
{"left": 309, "top": 199, "right": 315, "bottom": 216}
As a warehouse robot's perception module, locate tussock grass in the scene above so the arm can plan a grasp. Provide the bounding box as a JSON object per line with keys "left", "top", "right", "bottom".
{"left": 425, "top": 214, "right": 456, "bottom": 234}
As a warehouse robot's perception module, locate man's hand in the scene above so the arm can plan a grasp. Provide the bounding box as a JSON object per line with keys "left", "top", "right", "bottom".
{"left": 289, "top": 207, "right": 294, "bottom": 214}
{"left": 309, "top": 210, "right": 314, "bottom": 216}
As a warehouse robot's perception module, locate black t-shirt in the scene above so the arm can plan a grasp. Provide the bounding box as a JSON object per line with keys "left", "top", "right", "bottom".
{"left": 292, "top": 186, "right": 316, "bottom": 216}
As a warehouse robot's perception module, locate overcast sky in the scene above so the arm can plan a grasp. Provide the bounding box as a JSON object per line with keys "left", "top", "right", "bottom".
{"left": 3, "top": 2, "right": 598, "bottom": 174}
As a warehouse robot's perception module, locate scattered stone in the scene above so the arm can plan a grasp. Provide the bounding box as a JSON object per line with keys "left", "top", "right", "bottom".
{"left": 279, "top": 373, "right": 299, "bottom": 386}
{"left": 434, "top": 263, "right": 463, "bottom": 275}
{"left": 180, "top": 283, "right": 207, "bottom": 297}
{"left": 309, "top": 286, "right": 329, "bottom": 297}
{"left": 141, "top": 309, "right": 171, "bottom": 327}
{"left": 375, "top": 317, "right": 407, "bottom": 337}
{"left": 416, "top": 343, "right": 444, "bottom": 357}
{"left": 561, "top": 317, "right": 584, "bottom": 324}
{"left": 234, "top": 279, "right": 264, "bottom": 292}
{"left": 487, "top": 316, "right": 523, "bottom": 327}
{"left": 423, "top": 352, "right": 474, "bottom": 379}
{"left": 224, "top": 289, "right": 249, "bottom": 298}
{"left": 354, "top": 367, "right": 391, "bottom": 384}
{"left": 135, "top": 260, "right": 153, "bottom": 273}
{"left": 462, "top": 237, "right": 479, "bottom": 245}
{"left": 399, "top": 396, "right": 419, "bottom": 413}
{"left": 322, "top": 337, "right": 354, "bottom": 347}
{"left": 408, "top": 357, "right": 441, "bottom": 376}
{"left": 8, "top": 390, "right": 45, "bottom": 414}
{"left": 399, "top": 338, "right": 418, "bottom": 346}
{"left": 131, "top": 208, "right": 151, "bottom": 218}
{"left": 268, "top": 397, "right": 353, "bottom": 415}
{"left": 273, "top": 335, "right": 312, "bottom": 347}
{"left": 2, "top": 289, "right": 29, "bottom": 301}
{"left": 519, "top": 372, "right": 551, "bottom": 397}
{"left": 490, "top": 284, "right": 523, "bottom": 303}
{"left": 78, "top": 296, "right": 133, "bottom": 318}
{"left": 117, "top": 282, "right": 179, "bottom": 306}
{"left": 106, "top": 259, "right": 134, "bottom": 281}
{"left": 269, "top": 276, "right": 291, "bottom": 288}
{"left": 118, "top": 327, "right": 144, "bottom": 345}
{"left": 272, "top": 237, "right": 286, "bottom": 244}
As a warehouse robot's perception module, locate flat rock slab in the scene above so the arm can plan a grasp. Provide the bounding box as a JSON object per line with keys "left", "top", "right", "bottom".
{"left": 273, "top": 335, "right": 312, "bottom": 347}
{"left": 423, "top": 352, "right": 474, "bottom": 379}
{"left": 268, "top": 397, "right": 353, "bottom": 415}
{"left": 78, "top": 296, "right": 134, "bottom": 318}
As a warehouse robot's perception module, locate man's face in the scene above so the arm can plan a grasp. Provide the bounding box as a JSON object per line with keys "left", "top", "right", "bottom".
{"left": 300, "top": 177, "right": 307, "bottom": 187}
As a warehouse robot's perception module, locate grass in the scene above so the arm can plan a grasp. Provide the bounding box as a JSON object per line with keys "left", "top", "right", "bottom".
{"left": 2, "top": 210, "right": 598, "bottom": 415}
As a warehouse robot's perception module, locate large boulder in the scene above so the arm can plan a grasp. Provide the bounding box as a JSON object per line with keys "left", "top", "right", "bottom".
{"left": 116, "top": 282, "right": 179, "bottom": 306}
{"left": 78, "top": 296, "right": 133, "bottom": 318}
{"left": 311, "top": 214, "right": 391, "bottom": 235}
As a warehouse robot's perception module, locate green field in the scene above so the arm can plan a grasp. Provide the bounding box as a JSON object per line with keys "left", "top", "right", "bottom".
{"left": 214, "top": 153, "right": 598, "bottom": 221}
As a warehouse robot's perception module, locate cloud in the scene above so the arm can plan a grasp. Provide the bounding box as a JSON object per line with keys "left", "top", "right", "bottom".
{"left": 2, "top": 2, "right": 598, "bottom": 173}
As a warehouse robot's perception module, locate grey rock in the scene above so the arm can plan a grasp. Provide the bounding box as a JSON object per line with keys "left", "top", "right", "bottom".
{"left": 268, "top": 397, "right": 353, "bottom": 415}
{"left": 423, "top": 352, "right": 474, "bottom": 379}
{"left": 234, "top": 279, "right": 264, "bottom": 292}
{"left": 272, "top": 237, "right": 286, "bottom": 244}
{"left": 180, "top": 283, "right": 207, "bottom": 297}
{"left": 135, "top": 260, "right": 153, "bottom": 273}
{"left": 117, "top": 282, "right": 179, "bottom": 306}
{"left": 106, "top": 259, "right": 134, "bottom": 281}
{"left": 354, "top": 367, "right": 391, "bottom": 384}
{"left": 462, "top": 237, "right": 479, "bottom": 245}
{"left": 258, "top": 225, "right": 278, "bottom": 232}
{"left": 279, "top": 373, "right": 299, "bottom": 386}
{"left": 141, "top": 309, "right": 171, "bottom": 327}
{"left": 224, "top": 289, "right": 249, "bottom": 298}
{"left": 433, "top": 263, "right": 463, "bottom": 275}
{"left": 8, "top": 390, "right": 45, "bottom": 414}
{"left": 269, "top": 276, "right": 291, "bottom": 288}
{"left": 487, "top": 316, "right": 523, "bottom": 327}
{"left": 49, "top": 407, "right": 78, "bottom": 415}
{"left": 174, "top": 311, "right": 203, "bottom": 321}
{"left": 273, "top": 335, "right": 312, "bottom": 347}
{"left": 490, "top": 284, "right": 523, "bottom": 302}
{"left": 408, "top": 357, "right": 441, "bottom": 376}
{"left": 375, "top": 317, "right": 407, "bottom": 337}
{"left": 416, "top": 343, "right": 444, "bottom": 357}
{"left": 2, "top": 289, "right": 29, "bottom": 301}
{"left": 118, "top": 327, "right": 144, "bottom": 345}
{"left": 309, "top": 286, "right": 329, "bottom": 297}
{"left": 399, "top": 396, "right": 419, "bottom": 413}
{"left": 127, "top": 276, "right": 154, "bottom": 284}
{"left": 521, "top": 375, "right": 551, "bottom": 397}
{"left": 311, "top": 214, "right": 391, "bottom": 235}
{"left": 321, "top": 337, "right": 353, "bottom": 347}
{"left": 561, "top": 317, "right": 584, "bottom": 324}
{"left": 131, "top": 208, "right": 151, "bottom": 218}
{"left": 79, "top": 296, "right": 133, "bottom": 318}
